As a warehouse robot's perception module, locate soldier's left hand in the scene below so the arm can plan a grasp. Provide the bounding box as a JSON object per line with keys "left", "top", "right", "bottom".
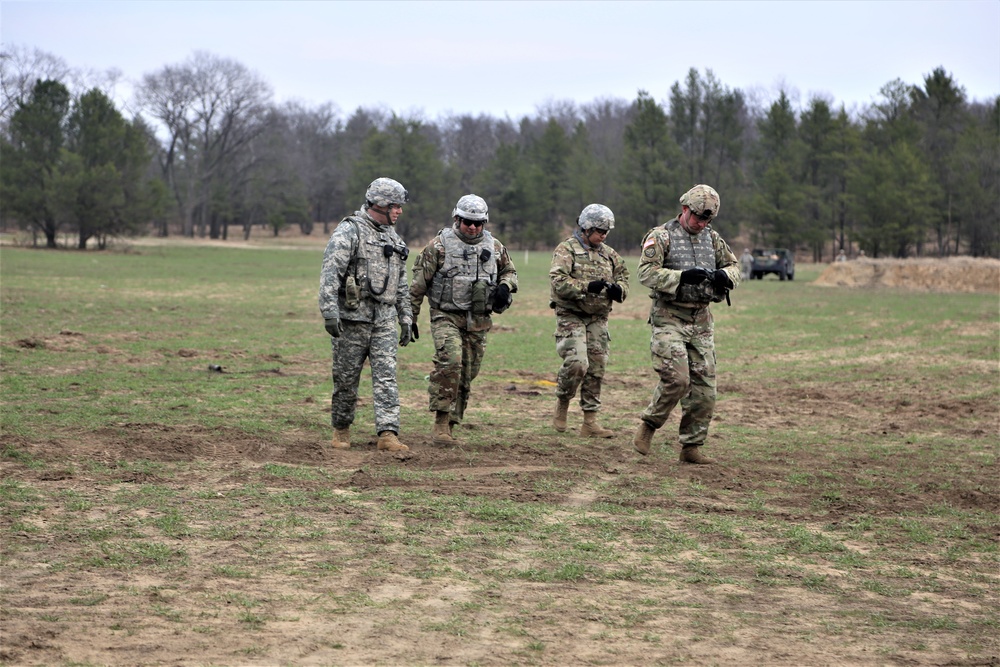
{"left": 399, "top": 323, "right": 412, "bottom": 347}
{"left": 712, "top": 269, "right": 735, "bottom": 290}
{"left": 493, "top": 283, "right": 512, "bottom": 314}
{"left": 605, "top": 282, "right": 624, "bottom": 303}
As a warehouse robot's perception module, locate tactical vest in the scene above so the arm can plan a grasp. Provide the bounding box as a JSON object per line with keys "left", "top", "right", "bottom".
{"left": 662, "top": 219, "right": 722, "bottom": 304}
{"left": 550, "top": 237, "right": 617, "bottom": 316}
{"left": 428, "top": 227, "right": 498, "bottom": 314}
{"left": 341, "top": 215, "right": 406, "bottom": 306}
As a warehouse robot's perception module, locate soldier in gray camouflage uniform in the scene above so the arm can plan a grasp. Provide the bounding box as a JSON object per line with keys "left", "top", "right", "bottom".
{"left": 632, "top": 185, "right": 740, "bottom": 464}
{"left": 319, "top": 177, "right": 413, "bottom": 453}
{"left": 549, "top": 204, "right": 630, "bottom": 438}
{"left": 409, "top": 195, "right": 518, "bottom": 445}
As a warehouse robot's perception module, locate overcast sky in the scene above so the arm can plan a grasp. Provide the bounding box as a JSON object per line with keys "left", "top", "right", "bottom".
{"left": 3, "top": 0, "right": 999, "bottom": 121}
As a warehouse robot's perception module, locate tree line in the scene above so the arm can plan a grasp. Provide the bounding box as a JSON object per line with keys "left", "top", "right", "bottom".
{"left": 2, "top": 47, "right": 997, "bottom": 257}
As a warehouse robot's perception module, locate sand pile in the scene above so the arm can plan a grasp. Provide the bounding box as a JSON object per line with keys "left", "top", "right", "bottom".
{"left": 814, "top": 257, "right": 1000, "bottom": 293}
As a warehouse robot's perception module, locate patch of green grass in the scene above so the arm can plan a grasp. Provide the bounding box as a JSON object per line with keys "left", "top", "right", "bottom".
{"left": 212, "top": 564, "right": 254, "bottom": 578}
{"left": 69, "top": 591, "right": 110, "bottom": 606}
{"left": 2, "top": 444, "right": 45, "bottom": 469}
{"left": 151, "top": 603, "right": 183, "bottom": 622}
{"left": 261, "top": 463, "right": 320, "bottom": 480}
{"left": 82, "top": 541, "right": 188, "bottom": 569}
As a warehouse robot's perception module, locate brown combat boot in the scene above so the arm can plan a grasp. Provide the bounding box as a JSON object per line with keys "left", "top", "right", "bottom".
{"left": 632, "top": 421, "right": 656, "bottom": 456}
{"left": 679, "top": 445, "right": 715, "bottom": 464}
{"left": 432, "top": 411, "right": 457, "bottom": 445}
{"left": 377, "top": 431, "right": 409, "bottom": 452}
{"left": 553, "top": 397, "right": 570, "bottom": 432}
{"left": 580, "top": 411, "right": 614, "bottom": 438}
{"left": 330, "top": 427, "right": 351, "bottom": 450}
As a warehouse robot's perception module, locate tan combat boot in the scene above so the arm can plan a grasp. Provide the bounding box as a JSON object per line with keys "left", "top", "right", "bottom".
{"left": 377, "top": 431, "right": 409, "bottom": 452}
{"left": 679, "top": 445, "right": 715, "bottom": 464}
{"left": 330, "top": 427, "right": 351, "bottom": 450}
{"left": 580, "top": 411, "right": 614, "bottom": 438}
{"left": 432, "top": 411, "right": 457, "bottom": 445}
{"left": 632, "top": 421, "right": 656, "bottom": 456}
{"left": 553, "top": 397, "right": 570, "bottom": 432}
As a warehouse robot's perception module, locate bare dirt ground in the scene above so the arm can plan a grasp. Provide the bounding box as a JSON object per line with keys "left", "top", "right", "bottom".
{"left": 815, "top": 257, "right": 1000, "bottom": 293}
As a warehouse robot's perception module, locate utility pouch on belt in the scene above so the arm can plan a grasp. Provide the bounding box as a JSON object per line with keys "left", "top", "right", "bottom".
{"left": 470, "top": 280, "right": 490, "bottom": 315}
{"left": 344, "top": 275, "right": 361, "bottom": 310}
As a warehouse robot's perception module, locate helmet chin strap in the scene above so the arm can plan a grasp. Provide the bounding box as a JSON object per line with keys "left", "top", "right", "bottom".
{"left": 370, "top": 205, "right": 392, "bottom": 224}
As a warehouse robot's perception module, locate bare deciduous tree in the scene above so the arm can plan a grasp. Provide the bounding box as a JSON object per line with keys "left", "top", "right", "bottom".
{"left": 136, "top": 51, "right": 272, "bottom": 237}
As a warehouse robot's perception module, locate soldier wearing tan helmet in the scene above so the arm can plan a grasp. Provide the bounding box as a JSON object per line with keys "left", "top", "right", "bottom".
{"left": 318, "top": 177, "right": 413, "bottom": 453}
{"left": 549, "top": 203, "right": 630, "bottom": 438}
{"left": 631, "top": 185, "right": 740, "bottom": 463}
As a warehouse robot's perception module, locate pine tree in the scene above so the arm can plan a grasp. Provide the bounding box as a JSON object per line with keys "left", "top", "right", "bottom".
{"left": 0, "top": 79, "right": 71, "bottom": 247}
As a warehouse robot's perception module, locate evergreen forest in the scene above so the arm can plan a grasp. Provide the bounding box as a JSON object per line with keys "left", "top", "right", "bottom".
{"left": 2, "top": 47, "right": 997, "bottom": 258}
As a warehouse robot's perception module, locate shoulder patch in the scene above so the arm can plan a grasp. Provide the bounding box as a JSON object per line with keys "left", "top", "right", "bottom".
{"left": 642, "top": 236, "right": 656, "bottom": 249}
{"left": 643, "top": 246, "right": 657, "bottom": 258}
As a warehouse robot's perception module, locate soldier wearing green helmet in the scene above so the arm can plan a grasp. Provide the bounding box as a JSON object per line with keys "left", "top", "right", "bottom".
{"left": 631, "top": 184, "right": 740, "bottom": 464}
{"left": 549, "top": 203, "right": 630, "bottom": 438}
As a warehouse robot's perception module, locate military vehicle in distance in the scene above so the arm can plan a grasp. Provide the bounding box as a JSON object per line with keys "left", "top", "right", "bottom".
{"left": 751, "top": 248, "right": 795, "bottom": 280}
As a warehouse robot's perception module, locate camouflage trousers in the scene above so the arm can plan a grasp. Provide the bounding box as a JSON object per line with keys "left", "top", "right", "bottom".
{"left": 330, "top": 318, "right": 400, "bottom": 434}
{"left": 554, "top": 311, "right": 609, "bottom": 412}
{"left": 428, "top": 317, "right": 488, "bottom": 424}
{"left": 640, "top": 306, "right": 717, "bottom": 446}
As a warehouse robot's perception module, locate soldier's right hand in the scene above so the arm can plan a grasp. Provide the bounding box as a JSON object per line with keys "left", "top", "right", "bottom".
{"left": 679, "top": 268, "right": 713, "bottom": 285}
{"left": 325, "top": 318, "right": 343, "bottom": 338}
{"left": 410, "top": 322, "right": 419, "bottom": 342}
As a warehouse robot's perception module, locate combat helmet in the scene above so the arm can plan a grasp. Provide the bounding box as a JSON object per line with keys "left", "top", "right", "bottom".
{"left": 365, "top": 177, "right": 408, "bottom": 208}
{"left": 453, "top": 194, "right": 489, "bottom": 223}
{"left": 679, "top": 184, "right": 720, "bottom": 219}
{"left": 577, "top": 203, "right": 615, "bottom": 231}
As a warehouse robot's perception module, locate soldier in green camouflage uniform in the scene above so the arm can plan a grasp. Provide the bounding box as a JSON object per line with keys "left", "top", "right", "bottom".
{"left": 631, "top": 184, "right": 740, "bottom": 464}
{"left": 409, "top": 195, "right": 518, "bottom": 445}
{"left": 549, "top": 204, "right": 630, "bottom": 438}
{"left": 319, "top": 178, "right": 413, "bottom": 453}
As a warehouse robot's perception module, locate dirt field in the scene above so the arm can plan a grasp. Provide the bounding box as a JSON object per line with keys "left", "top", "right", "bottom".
{"left": 814, "top": 256, "right": 1000, "bottom": 293}
{"left": 3, "top": 370, "right": 998, "bottom": 666}
{"left": 2, "top": 253, "right": 998, "bottom": 666}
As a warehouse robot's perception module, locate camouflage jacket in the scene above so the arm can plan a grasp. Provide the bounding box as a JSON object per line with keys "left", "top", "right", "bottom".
{"left": 637, "top": 217, "right": 740, "bottom": 321}
{"left": 549, "top": 232, "right": 630, "bottom": 317}
{"left": 410, "top": 225, "right": 518, "bottom": 332}
{"left": 318, "top": 210, "right": 412, "bottom": 325}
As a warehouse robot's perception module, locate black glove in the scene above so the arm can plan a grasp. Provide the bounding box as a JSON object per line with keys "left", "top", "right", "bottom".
{"left": 493, "top": 283, "right": 512, "bottom": 314}
{"left": 679, "top": 268, "right": 713, "bottom": 285}
{"left": 605, "top": 282, "right": 624, "bottom": 303}
{"left": 325, "top": 318, "right": 343, "bottom": 338}
{"left": 587, "top": 280, "right": 606, "bottom": 294}
{"left": 712, "top": 269, "right": 735, "bottom": 290}
{"left": 399, "top": 322, "right": 412, "bottom": 347}
{"left": 410, "top": 322, "right": 419, "bottom": 341}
